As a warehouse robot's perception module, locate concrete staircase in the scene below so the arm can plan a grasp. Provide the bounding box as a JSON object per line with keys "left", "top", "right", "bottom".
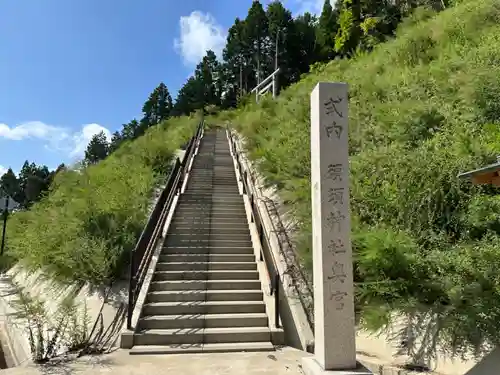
{"left": 130, "top": 128, "right": 274, "bottom": 354}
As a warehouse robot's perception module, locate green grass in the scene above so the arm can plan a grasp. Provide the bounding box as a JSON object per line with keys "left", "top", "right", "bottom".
{"left": 210, "top": 0, "right": 500, "bottom": 357}
{"left": 2, "top": 116, "right": 198, "bottom": 286}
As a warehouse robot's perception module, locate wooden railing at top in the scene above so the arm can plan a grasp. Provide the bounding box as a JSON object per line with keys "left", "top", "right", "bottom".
{"left": 250, "top": 68, "right": 280, "bottom": 103}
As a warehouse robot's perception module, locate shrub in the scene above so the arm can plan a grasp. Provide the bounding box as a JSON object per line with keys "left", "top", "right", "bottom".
{"left": 3, "top": 116, "right": 197, "bottom": 285}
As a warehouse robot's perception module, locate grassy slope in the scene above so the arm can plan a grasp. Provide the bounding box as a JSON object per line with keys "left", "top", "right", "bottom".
{"left": 211, "top": 0, "right": 500, "bottom": 355}
{"left": 3, "top": 116, "right": 198, "bottom": 285}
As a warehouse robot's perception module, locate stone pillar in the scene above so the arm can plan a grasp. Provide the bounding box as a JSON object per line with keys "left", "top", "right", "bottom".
{"left": 302, "top": 82, "right": 371, "bottom": 374}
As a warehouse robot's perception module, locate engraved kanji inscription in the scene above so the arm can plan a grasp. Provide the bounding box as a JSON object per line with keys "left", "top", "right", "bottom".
{"left": 324, "top": 96, "right": 344, "bottom": 118}
{"left": 328, "top": 239, "right": 347, "bottom": 255}
{"left": 329, "top": 290, "right": 348, "bottom": 310}
{"left": 325, "top": 164, "right": 343, "bottom": 182}
{"left": 327, "top": 261, "right": 347, "bottom": 284}
{"left": 328, "top": 187, "right": 344, "bottom": 205}
{"left": 326, "top": 210, "right": 346, "bottom": 232}
{"left": 325, "top": 121, "right": 343, "bottom": 139}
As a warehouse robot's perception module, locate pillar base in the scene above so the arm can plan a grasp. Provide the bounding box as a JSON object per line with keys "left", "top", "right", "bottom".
{"left": 301, "top": 357, "right": 372, "bottom": 375}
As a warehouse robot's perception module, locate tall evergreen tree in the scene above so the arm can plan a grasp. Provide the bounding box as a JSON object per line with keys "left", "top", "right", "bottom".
{"left": 172, "top": 76, "right": 205, "bottom": 116}
{"left": 109, "top": 131, "right": 123, "bottom": 153}
{"left": 244, "top": 1, "right": 270, "bottom": 87}
{"left": 316, "top": 0, "right": 340, "bottom": 61}
{"left": 223, "top": 18, "right": 250, "bottom": 97}
{"left": 195, "top": 50, "right": 222, "bottom": 109}
{"left": 84, "top": 131, "right": 109, "bottom": 165}
{"left": 14, "top": 162, "right": 53, "bottom": 207}
{"left": 266, "top": 1, "right": 294, "bottom": 88}
{"left": 121, "top": 119, "right": 142, "bottom": 141}
{"left": 0, "top": 168, "right": 21, "bottom": 203}
{"left": 141, "top": 82, "right": 173, "bottom": 129}
{"left": 289, "top": 12, "right": 318, "bottom": 79}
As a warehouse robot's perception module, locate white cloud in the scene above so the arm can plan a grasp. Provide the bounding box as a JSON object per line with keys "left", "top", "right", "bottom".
{"left": 0, "top": 165, "right": 7, "bottom": 176}
{"left": 69, "top": 123, "right": 111, "bottom": 158}
{"left": 0, "top": 121, "right": 112, "bottom": 161}
{"left": 286, "top": 0, "right": 335, "bottom": 15}
{"left": 0, "top": 121, "right": 67, "bottom": 142}
{"left": 174, "top": 11, "right": 227, "bottom": 66}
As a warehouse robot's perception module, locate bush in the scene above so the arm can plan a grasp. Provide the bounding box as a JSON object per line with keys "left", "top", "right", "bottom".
{"left": 8, "top": 283, "right": 91, "bottom": 363}
{"left": 3, "top": 116, "right": 197, "bottom": 285}
{"left": 213, "top": 0, "right": 500, "bottom": 358}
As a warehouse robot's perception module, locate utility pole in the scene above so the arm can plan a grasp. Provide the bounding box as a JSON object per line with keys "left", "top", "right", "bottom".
{"left": 1, "top": 197, "right": 7, "bottom": 255}
{"left": 240, "top": 63, "right": 243, "bottom": 99}
{"left": 0, "top": 189, "right": 19, "bottom": 256}
{"left": 275, "top": 29, "right": 279, "bottom": 71}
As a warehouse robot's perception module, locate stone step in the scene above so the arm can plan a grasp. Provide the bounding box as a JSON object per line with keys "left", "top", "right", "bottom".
{"left": 167, "top": 226, "right": 250, "bottom": 235}
{"left": 186, "top": 185, "right": 238, "bottom": 189}
{"left": 153, "top": 269, "right": 259, "bottom": 281}
{"left": 179, "top": 197, "right": 242, "bottom": 202}
{"left": 138, "top": 313, "right": 268, "bottom": 329}
{"left": 176, "top": 208, "right": 246, "bottom": 214}
{"left": 170, "top": 219, "right": 248, "bottom": 226}
{"left": 183, "top": 185, "right": 238, "bottom": 188}
{"left": 155, "top": 261, "right": 257, "bottom": 272}
{"left": 175, "top": 205, "right": 246, "bottom": 212}
{"left": 149, "top": 279, "right": 261, "bottom": 292}
{"left": 173, "top": 213, "right": 248, "bottom": 220}
{"left": 142, "top": 300, "right": 266, "bottom": 315}
{"left": 165, "top": 233, "right": 251, "bottom": 242}
{"left": 161, "top": 246, "right": 254, "bottom": 255}
{"left": 164, "top": 238, "right": 252, "bottom": 247}
{"left": 134, "top": 327, "right": 271, "bottom": 346}
{"left": 146, "top": 289, "right": 263, "bottom": 303}
{"left": 159, "top": 254, "right": 255, "bottom": 263}
{"left": 180, "top": 197, "right": 243, "bottom": 203}
{"left": 130, "top": 341, "right": 274, "bottom": 355}
{"left": 175, "top": 210, "right": 247, "bottom": 218}
{"left": 174, "top": 205, "right": 244, "bottom": 212}
{"left": 185, "top": 187, "right": 239, "bottom": 191}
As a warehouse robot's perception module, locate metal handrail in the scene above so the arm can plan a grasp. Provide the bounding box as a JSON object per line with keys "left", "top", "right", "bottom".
{"left": 127, "top": 121, "right": 203, "bottom": 329}
{"left": 227, "top": 127, "right": 314, "bottom": 330}
{"left": 226, "top": 128, "right": 280, "bottom": 329}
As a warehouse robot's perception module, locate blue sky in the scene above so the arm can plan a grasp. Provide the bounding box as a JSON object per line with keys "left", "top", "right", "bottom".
{"left": 0, "top": 0, "right": 325, "bottom": 176}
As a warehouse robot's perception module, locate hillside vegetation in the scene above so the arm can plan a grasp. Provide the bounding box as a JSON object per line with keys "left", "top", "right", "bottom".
{"left": 212, "top": 0, "right": 500, "bottom": 357}
{"left": 2, "top": 117, "right": 197, "bottom": 285}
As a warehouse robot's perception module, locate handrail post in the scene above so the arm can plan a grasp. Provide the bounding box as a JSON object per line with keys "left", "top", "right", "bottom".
{"left": 127, "top": 274, "right": 135, "bottom": 329}
{"left": 272, "top": 73, "right": 277, "bottom": 98}
{"left": 250, "top": 194, "right": 255, "bottom": 223}
{"left": 258, "top": 224, "right": 264, "bottom": 261}
{"left": 274, "top": 273, "right": 280, "bottom": 328}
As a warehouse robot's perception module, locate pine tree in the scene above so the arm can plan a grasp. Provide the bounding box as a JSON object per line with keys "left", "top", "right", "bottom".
{"left": 244, "top": 1, "right": 270, "bottom": 87}
{"left": 0, "top": 168, "right": 21, "bottom": 204}
{"left": 109, "top": 131, "right": 123, "bottom": 153}
{"left": 141, "top": 83, "right": 173, "bottom": 128}
{"left": 171, "top": 76, "right": 205, "bottom": 116}
{"left": 195, "top": 50, "right": 222, "bottom": 109}
{"left": 316, "top": 0, "right": 339, "bottom": 61}
{"left": 84, "top": 131, "right": 109, "bottom": 165}
{"left": 121, "top": 119, "right": 141, "bottom": 141}
{"left": 266, "top": 1, "right": 295, "bottom": 88}
{"left": 289, "top": 12, "right": 318, "bottom": 79}
{"left": 223, "top": 18, "right": 250, "bottom": 97}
